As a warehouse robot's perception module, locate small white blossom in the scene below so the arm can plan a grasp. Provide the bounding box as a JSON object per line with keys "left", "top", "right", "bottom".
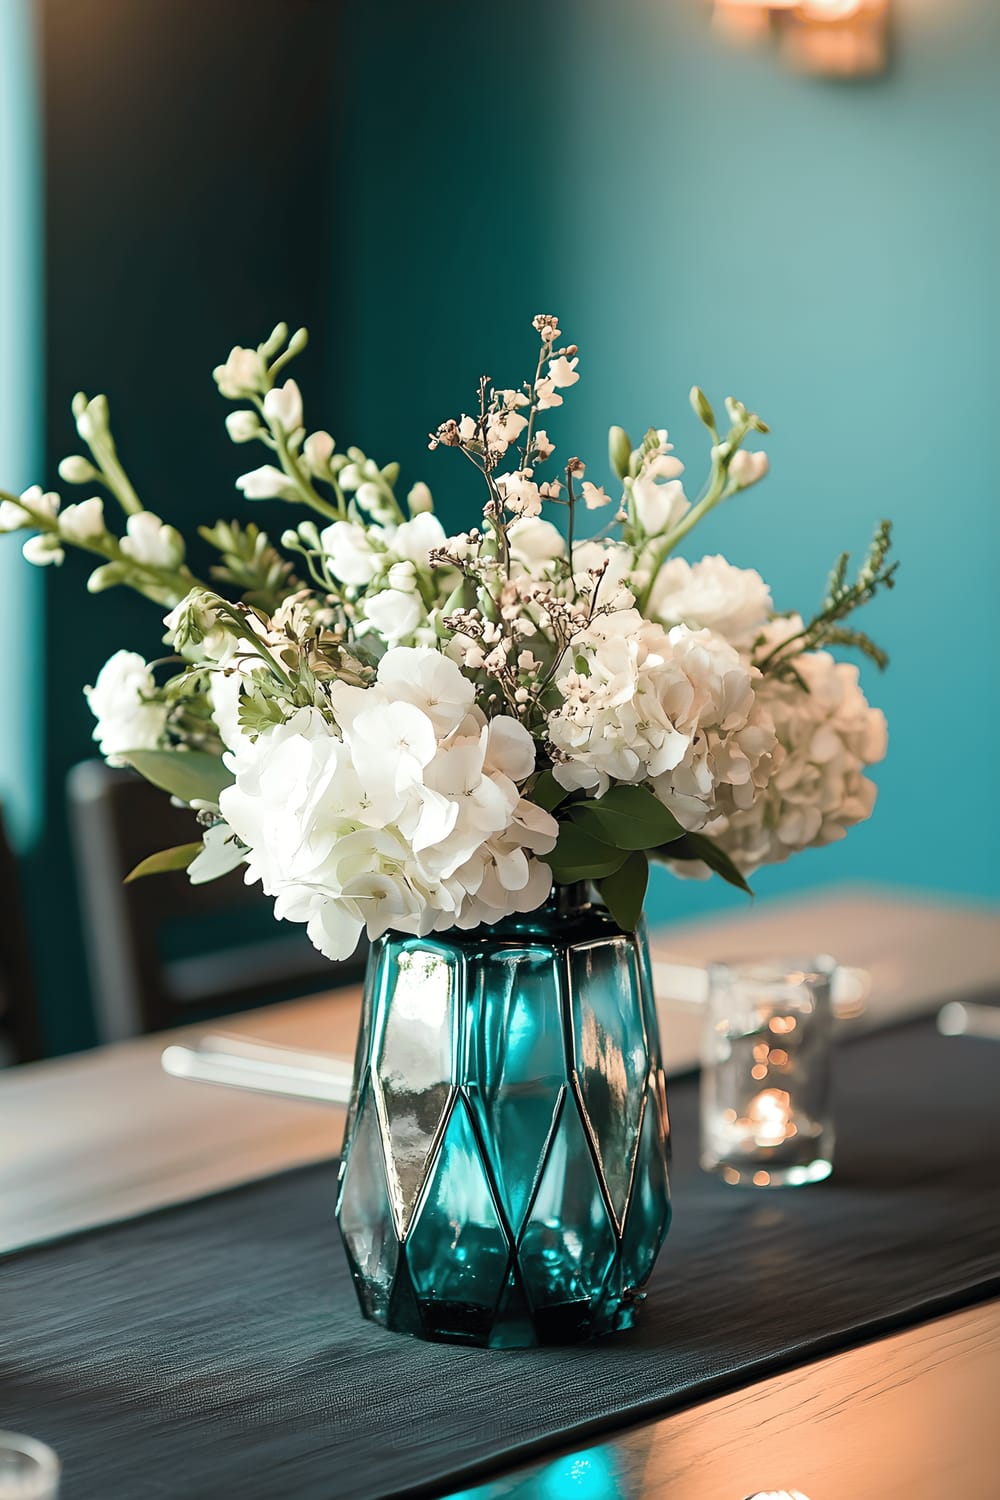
{"left": 728, "top": 449, "right": 769, "bottom": 489}
{"left": 534, "top": 378, "right": 563, "bottom": 410}
{"left": 262, "top": 378, "right": 303, "bottom": 433}
{"left": 236, "top": 464, "right": 298, "bottom": 502}
{"left": 495, "top": 470, "right": 542, "bottom": 518}
{"left": 58, "top": 497, "right": 106, "bottom": 544}
{"left": 581, "top": 481, "right": 613, "bottom": 510}
{"left": 547, "top": 354, "right": 580, "bottom": 389}
{"left": 0, "top": 486, "right": 59, "bottom": 533}
{"left": 213, "top": 346, "right": 267, "bottom": 399}
{"left": 120, "top": 511, "right": 185, "bottom": 568}
{"left": 22, "top": 534, "right": 64, "bottom": 566}
{"left": 84, "top": 650, "right": 168, "bottom": 765}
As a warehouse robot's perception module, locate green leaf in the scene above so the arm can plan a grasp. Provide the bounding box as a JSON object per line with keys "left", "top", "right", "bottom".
{"left": 543, "top": 821, "right": 628, "bottom": 882}
{"left": 529, "top": 770, "right": 568, "bottom": 814}
{"left": 598, "top": 849, "right": 648, "bottom": 931}
{"left": 124, "top": 842, "right": 204, "bottom": 884}
{"left": 657, "top": 832, "right": 753, "bottom": 896}
{"left": 573, "top": 784, "right": 685, "bottom": 851}
{"left": 117, "top": 749, "right": 233, "bottom": 806}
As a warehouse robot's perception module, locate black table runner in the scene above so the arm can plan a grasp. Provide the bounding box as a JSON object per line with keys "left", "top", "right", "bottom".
{"left": 2, "top": 1019, "right": 999, "bottom": 1500}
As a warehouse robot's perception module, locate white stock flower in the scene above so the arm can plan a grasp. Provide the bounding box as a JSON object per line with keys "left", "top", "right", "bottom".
{"left": 631, "top": 451, "right": 689, "bottom": 537}
{"left": 84, "top": 650, "right": 168, "bottom": 765}
{"left": 213, "top": 346, "right": 267, "bottom": 399}
{"left": 360, "top": 587, "right": 424, "bottom": 645}
{"left": 390, "top": 512, "right": 447, "bottom": 568}
{"left": 58, "top": 497, "right": 107, "bottom": 544}
{"left": 120, "top": 511, "right": 185, "bottom": 568}
{"left": 648, "top": 555, "right": 772, "bottom": 648}
{"left": 236, "top": 465, "right": 299, "bottom": 502}
{"left": 702, "top": 621, "right": 887, "bottom": 874}
{"left": 219, "top": 649, "right": 557, "bottom": 960}
{"left": 263, "top": 379, "right": 303, "bottom": 433}
{"left": 320, "top": 520, "right": 385, "bottom": 585}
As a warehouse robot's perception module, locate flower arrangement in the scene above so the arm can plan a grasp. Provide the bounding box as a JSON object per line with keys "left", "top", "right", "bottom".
{"left": 1, "top": 315, "right": 895, "bottom": 958}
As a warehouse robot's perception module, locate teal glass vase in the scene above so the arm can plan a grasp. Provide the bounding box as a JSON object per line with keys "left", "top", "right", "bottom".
{"left": 335, "top": 884, "right": 672, "bottom": 1347}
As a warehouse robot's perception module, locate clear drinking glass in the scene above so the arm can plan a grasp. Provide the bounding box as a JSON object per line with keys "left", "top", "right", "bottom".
{"left": 0, "top": 1433, "right": 60, "bottom": 1500}
{"left": 700, "top": 956, "right": 835, "bottom": 1187}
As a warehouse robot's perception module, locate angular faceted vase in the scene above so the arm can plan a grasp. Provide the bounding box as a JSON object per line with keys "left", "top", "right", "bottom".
{"left": 335, "top": 885, "right": 672, "bottom": 1347}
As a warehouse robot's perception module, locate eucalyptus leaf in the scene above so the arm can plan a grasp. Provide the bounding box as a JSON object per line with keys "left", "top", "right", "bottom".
{"left": 124, "top": 841, "right": 203, "bottom": 884}
{"left": 598, "top": 849, "right": 648, "bottom": 931}
{"left": 529, "top": 770, "right": 568, "bottom": 814}
{"left": 573, "top": 784, "right": 685, "bottom": 851}
{"left": 118, "top": 749, "right": 233, "bottom": 807}
{"left": 656, "top": 831, "right": 753, "bottom": 896}
{"left": 543, "top": 821, "right": 628, "bottom": 882}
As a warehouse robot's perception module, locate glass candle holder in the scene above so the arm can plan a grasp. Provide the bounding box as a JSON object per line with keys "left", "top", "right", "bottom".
{"left": 0, "top": 1432, "right": 60, "bottom": 1500}
{"left": 700, "top": 957, "right": 835, "bottom": 1188}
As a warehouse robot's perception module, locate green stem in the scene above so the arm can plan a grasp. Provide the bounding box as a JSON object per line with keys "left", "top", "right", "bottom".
{"left": 634, "top": 458, "right": 729, "bottom": 613}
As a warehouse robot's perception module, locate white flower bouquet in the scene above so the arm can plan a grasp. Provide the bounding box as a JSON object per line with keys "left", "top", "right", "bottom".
{"left": 1, "top": 315, "right": 895, "bottom": 958}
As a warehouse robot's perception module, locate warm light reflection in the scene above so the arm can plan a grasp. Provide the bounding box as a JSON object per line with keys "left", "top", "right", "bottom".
{"left": 712, "top": 0, "right": 889, "bottom": 76}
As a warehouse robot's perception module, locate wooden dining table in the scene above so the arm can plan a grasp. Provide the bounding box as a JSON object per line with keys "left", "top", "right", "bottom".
{"left": 3, "top": 884, "right": 999, "bottom": 1499}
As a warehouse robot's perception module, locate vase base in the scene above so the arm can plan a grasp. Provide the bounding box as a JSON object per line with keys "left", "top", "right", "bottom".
{"left": 360, "top": 1292, "right": 644, "bottom": 1349}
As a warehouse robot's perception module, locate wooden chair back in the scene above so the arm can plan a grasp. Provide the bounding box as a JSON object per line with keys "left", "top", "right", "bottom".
{"left": 67, "top": 760, "right": 362, "bottom": 1041}
{"left": 0, "top": 806, "right": 43, "bottom": 1064}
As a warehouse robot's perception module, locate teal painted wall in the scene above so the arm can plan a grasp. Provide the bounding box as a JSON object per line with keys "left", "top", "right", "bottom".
{"left": 0, "top": 0, "right": 42, "bottom": 850}
{"left": 340, "top": 0, "right": 1000, "bottom": 926}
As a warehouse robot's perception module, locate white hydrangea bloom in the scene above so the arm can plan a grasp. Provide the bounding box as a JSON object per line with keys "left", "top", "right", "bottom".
{"left": 701, "top": 618, "right": 887, "bottom": 874}
{"left": 647, "top": 554, "right": 772, "bottom": 648}
{"left": 84, "top": 650, "right": 169, "bottom": 765}
{"left": 508, "top": 517, "right": 566, "bottom": 576}
{"left": 217, "top": 648, "right": 558, "bottom": 961}
{"left": 547, "top": 612, "right": 776, "bottom": 832}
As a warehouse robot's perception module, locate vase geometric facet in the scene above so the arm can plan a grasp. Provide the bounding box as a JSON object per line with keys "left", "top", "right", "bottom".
{"left": 336, "top": 886, "right": 672, "bottom": 1347}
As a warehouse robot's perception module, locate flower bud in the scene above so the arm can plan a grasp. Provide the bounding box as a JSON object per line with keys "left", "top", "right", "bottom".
{"left": 58, "top": 454, "right": 100, "bottom": 485}
{"left": 407, "top": 481, "right": 433, "bottom": 515}
{"left": 689, "top": 386, "right": 716, "bottom": 431}
{"left": 380, "top": 461, "right": 400, "bottom": 487}
{"left": 87, "top": 561, "right": 129, "bottom": 592}
{"left": 225, "top": 411, "right": 260, "bottom": 444}
{"left": 607, "top": 425, "right": 632, "bottom": 482}
{"left": 303, "top": 431, "right": 335, "bottom": 472}
{"left": 261, "top": 322, "right": 289, "bottom": 359}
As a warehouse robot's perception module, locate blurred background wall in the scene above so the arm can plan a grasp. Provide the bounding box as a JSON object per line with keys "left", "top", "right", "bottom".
{"left": 1, "top": 0, "right": 996, "bottom": 1051}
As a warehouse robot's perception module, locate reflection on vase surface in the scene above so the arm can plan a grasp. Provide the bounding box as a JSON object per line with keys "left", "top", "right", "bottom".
{"left": 336, "top": 888, "right": 672, "bottom": 1347}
